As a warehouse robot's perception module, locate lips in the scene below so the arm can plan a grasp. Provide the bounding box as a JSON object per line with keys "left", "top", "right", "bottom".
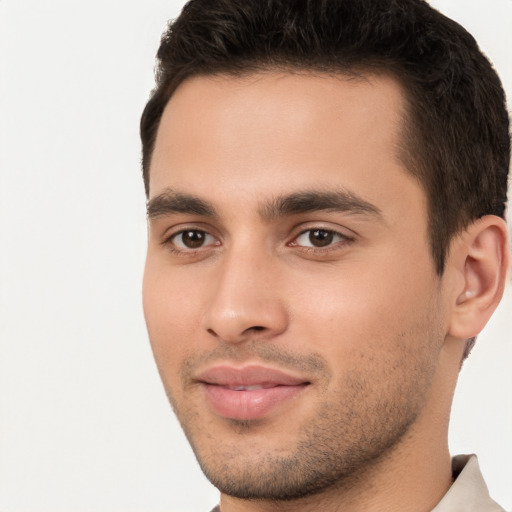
{"left": 196, "top": 365, "right": 310, "bottom": 420}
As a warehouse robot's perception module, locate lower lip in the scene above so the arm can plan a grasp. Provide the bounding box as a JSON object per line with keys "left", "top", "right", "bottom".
{"left": 201, "top": 383, "right": 307, "bottom": 420}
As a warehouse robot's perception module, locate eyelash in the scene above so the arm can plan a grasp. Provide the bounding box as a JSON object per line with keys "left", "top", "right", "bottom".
{"left": 289, "top": 228, "right": 354, "bottom": 253}
{"left": 161, "top": 229, "right": 219, "bottom": 256}
{"left": 161, "top": 227, "right": 354, "bottom": 256}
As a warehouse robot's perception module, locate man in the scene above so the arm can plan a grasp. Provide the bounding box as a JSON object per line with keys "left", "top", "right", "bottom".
{"left": 140, "top": 0, "right": 510, "bottom": 510}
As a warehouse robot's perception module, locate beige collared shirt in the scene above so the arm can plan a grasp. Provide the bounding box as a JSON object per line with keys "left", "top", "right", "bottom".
{"left": 432, "top": 454, "right": 505, "bottom": 511}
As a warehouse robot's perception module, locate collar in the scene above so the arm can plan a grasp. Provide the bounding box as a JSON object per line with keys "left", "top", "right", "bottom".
{"left": 431, "top": 454, "right": 504, "bottom": 511}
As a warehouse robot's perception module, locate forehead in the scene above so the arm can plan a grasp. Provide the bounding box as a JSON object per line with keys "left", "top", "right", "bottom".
{"left": 148, "top": 71, "right": 423, "bottom": 222}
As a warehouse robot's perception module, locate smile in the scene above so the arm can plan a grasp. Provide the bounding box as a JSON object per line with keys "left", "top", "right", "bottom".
{"left": 196, "top": 365, "right": 311, "bottom": 421}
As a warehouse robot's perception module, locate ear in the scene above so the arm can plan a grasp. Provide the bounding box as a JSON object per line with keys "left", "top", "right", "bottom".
{"left": 448, "top": 215, "right": 510, "bottom": 340}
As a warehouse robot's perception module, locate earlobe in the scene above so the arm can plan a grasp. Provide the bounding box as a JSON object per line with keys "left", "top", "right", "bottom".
{"left": 449, "top": 215, "right": 510, "bottom": 340}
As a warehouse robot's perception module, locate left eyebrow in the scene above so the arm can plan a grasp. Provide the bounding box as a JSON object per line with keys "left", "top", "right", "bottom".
{"left": 259, "top": 189, "right": 383, "bottom": 221}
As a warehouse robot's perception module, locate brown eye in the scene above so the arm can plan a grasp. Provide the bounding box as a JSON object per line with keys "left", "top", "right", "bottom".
{"left": 172, "top": 230, "right": 215, "bottom": 249}
{"left": 309, "top": 229, "right": 334, "bottom": 247}
{"left": 292, "top": 228, "right": 348, "bottom": 249}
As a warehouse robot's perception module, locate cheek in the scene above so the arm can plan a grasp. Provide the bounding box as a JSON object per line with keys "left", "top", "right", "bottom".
{"left": 142, "top": 261, "right": 201, "bottom": 380}
{"left": 143, "top": 255, "right": 203, "bottom": 328}
{"left": 287, "top": 252, "right": 439, "bottom": 356}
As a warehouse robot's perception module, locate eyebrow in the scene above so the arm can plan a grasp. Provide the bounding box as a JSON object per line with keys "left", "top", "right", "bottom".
{"left": 259, "top": 189, "right": 382, "bottom": 221}
{"left": 147, "top": 189, "right": 216, "bottom": 218}
{"left": 147, "top": 187, "right": 382, "bottom": 221}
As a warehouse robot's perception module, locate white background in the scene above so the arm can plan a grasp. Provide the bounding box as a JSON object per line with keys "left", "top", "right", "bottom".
{"left": 0, "top": 1, "right": 511, "bottom": 511}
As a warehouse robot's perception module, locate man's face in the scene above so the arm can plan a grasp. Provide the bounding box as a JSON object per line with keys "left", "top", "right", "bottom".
{"left": 143, "top": 72, "right": 450, "bottom": 500}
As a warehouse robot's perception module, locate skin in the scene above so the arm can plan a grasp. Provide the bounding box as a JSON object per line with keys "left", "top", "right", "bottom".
{"left": 143, "top": 72, "right": 509, "bottom": 511}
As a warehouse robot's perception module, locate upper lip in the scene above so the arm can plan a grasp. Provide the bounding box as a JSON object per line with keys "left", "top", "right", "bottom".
{"left": 195, "top": 364, "right": 310, "bottom": 388}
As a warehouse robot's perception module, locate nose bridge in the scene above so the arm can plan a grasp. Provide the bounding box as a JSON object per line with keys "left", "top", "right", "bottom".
{"left": 202, "top": 240, "right": 288, "bottom": 343}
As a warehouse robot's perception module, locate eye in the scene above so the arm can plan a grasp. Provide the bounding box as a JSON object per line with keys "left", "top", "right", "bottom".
{"left": 170, "top": 229, "right": 218, "bottom": 250}
{"left": 291, "top": 228, "right": 348, "bottom": 248}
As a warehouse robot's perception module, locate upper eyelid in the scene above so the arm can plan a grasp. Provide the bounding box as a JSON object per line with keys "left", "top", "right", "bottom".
{"left": 291, "top": 223, "right": 356, "bottom": 240}
{"left": 295, "top": 226, "right": 350, "bottom": 236}
{"left": 160, "top": 223, "right": 221, "bottom": 242}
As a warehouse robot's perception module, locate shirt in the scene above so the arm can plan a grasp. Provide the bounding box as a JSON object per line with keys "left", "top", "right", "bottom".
{"left": 209, "top": 454, "right": 505, "bottom": 511}
{"left": 432, "top": 454, "right": 504, "bottom": 511}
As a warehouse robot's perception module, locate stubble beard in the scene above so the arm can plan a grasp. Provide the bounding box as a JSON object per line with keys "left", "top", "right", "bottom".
{"left": 162, "top": 334, "right": 441, "bottom": 503}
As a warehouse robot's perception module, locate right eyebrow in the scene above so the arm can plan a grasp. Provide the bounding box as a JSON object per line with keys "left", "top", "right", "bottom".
{"left": 146, "top": 189, "right": 217, "bottom": 219}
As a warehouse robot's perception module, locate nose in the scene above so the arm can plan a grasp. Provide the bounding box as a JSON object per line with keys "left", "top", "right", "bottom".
{"left": 201, "top": 248, "right": 288, "bottom": 344}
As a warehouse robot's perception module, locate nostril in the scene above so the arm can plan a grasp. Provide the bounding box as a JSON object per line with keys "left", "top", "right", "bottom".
{"left": 249, "top": 326, "right": 265, "bottom": 332}
{"left": 205, "top": 325, "right": 266, "bottom": 340}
